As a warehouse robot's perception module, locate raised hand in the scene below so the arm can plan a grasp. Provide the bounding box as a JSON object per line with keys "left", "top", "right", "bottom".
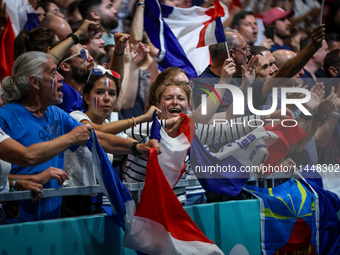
{"left": 74, "top": 19, "right": 100, "bottom": 41}
{"left": 310, "top": 24, "right": 325, "bottom": 50}
{"left": 219, "top": 58, "right": 236, "bottom": 84}
{"left": 316, "top": 86, "right": 337, "bottom": 118}
{"left": 130, "top": 42, "right": 147, "bottom": 66}
{"left": 303, "top": 82, "right": 325, "bottom": 113}
{"left": 114, "top": 32, "right": 130, "bottom": 56}
{"left": 241, "top": 55, "right": 259, "bottom": 92}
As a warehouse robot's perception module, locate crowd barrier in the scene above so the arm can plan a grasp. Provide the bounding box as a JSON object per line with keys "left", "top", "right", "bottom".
{"left": 0, "top": 179, "right": 262, "bottom": 254}
{"left": 0, "top": 200, "right": 261, "bottom": 255}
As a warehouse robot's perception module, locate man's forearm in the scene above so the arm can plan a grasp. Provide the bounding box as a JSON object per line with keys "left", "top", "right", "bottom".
{"left": 263, "top": 43, "right": 319, "bottom": 97}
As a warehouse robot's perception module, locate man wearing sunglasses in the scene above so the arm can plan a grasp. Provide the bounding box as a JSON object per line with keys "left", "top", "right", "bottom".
{"left": 57, "top": 44, "right": 95, "bottom": 113}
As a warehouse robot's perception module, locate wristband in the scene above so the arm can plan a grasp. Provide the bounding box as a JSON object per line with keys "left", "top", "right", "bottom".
{"left": 66, "top": 33, "right": 79, "bottom": 45}
{"left": 126, "top": 118, "right": 132, "bottom": 128}
{"left": 132, "top": 142, "right": 142, "bottom": 155}
{"left": 128, "top": 142, "right": 134, "bottom": 155}
{"left": 129, "top": 142, "right": 141, "bottom": 156}
{"left": 11, "top": 179, "right": 18, "bottom": 192}
{"left": 331, "top": 111, "right": 340, "bottom": 119}
{"left": 132, "top": 117, "right": 137, "bottom": 127}
{"left": 137, "top": 2, "right": 145, "bottom": 7}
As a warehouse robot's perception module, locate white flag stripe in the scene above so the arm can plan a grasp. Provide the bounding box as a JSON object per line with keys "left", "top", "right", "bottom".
{"left": 124, "top": 216, "right": 224, "bottom": 255}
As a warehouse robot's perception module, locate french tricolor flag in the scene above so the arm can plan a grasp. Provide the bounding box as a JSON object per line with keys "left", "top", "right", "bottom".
{"left": 123, "top": 114, "right": 223, "bottom": 254}
{"left": 144, "top": 0, "right": 226, "bottom": 77}
{"left": 88, "top": 131, "right": 135, "bottom": 230}
{"left": 150, "top": 113, "right": 193, "bottom": 188}
{"left": 1, "top": 0, "right": 39, "bottom": 80}
{"left": 4, "top": 0, "right": 40, "bottom": 36}
{"left": 94, "top": 97, "right": 100, "bottom": 109}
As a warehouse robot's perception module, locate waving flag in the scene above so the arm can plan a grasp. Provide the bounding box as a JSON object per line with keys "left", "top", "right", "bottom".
{"left": 123, "top": 115, "right": 223, "bottom": 254}
{"left": 88, "top": 131, "right": 135, "bottom": 230}
{"left": 144, "top": 0, "right": 226, "bottom": 77}
{"left": 0, "top": 16, "right": 15, "bottom": 80}
{"left": 4, "top": 0, "right": 39, "bottom": 36}
{"left": 190, "top": 124, "right": 306, "bottom": 197}
{"left": 152, "top": 113, "right": 193, "bottom": 187}
{"left": 124, "top": 113, "right": 193, "bottom": 189}
{"left": 245, "top": 178, "right": 317, "bottom": 255}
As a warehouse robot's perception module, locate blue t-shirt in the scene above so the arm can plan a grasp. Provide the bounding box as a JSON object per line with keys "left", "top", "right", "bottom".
{"left": 57, "top": 82, "right": 86, "bottom": 113}
{"left": 0, "top": 103, "right": 81, "bottom": 223}
{"left": 270, "top": 42, "right": 292, "bottom": 53}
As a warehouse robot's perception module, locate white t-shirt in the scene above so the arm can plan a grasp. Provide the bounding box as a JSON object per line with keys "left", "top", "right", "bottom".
{"left": 0, "top": 128, "right": 11, "bottom": 193}
{"left": 64, "top": 111, "right": 127, "bottom": 189}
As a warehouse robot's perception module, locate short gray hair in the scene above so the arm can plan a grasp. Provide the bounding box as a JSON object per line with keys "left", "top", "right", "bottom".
{"left": 1, "top": 51, "right": 50, "bottom": 103}
{"left": 209, "top": 32, "right": 239, "bottom": 62}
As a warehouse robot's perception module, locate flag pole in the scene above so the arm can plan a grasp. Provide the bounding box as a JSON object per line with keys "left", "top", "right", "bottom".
{"left": 225, "top": 41, "right": 230, "bottom": 59}
{"left": 320, "top": 0, "right": 325, "bottom": 25}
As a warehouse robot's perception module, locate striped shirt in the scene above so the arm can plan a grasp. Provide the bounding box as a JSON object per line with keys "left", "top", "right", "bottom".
{"left": 122, "top": 116, "right": 263, "bottom": 201}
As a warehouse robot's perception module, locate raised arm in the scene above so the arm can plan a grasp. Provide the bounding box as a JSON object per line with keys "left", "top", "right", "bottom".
{"left": 263, "top": 24, "right": 325, "bottom": 97}
{"left": 48, "top": 19, "right": 99, "bottom": 65}
{"left": 109, "top": 32, "right": 130, "bottom": 83}
{"left": 190, "top": 58, "right": 236, "bottom": 124}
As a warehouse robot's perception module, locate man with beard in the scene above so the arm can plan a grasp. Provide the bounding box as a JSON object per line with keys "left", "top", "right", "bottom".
{"left": 78, "top": 0, "right": 118, "bottom": 45}
{"left": 57, "top": 43, "right": 95, "bottom": 113}
{"left": 263, "top": 7, "right": 295, "bottom": 53}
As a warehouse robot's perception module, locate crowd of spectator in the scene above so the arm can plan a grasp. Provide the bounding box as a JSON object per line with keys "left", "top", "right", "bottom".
{"left": 0, "top": 0, "right": 339, "bottom": 240}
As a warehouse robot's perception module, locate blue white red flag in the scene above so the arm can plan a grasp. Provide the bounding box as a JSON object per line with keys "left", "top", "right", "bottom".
{"left": 0, "top": 16, "right": 15, "bottom": 80}
{"left": 87, "top": 131, "right": 135, "bottom": 230}
{"left": 4, "top": 0, "right": 39, "bottom": 36}
{"left": 144, "top": 0, "right": 226, "bottom": 77}
{"left": 123, "top": 114, "right": 224, "bottom": 254}
{"left": 150, "top": 113, "right": 193, "bottom": 188}
{"left": 190, "top": 124, "right": 306, "bottom": 197}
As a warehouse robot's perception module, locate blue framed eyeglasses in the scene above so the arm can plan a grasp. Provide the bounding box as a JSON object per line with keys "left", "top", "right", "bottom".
{"left": 63, "top": 48, "right": 89, "bottom": 63}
